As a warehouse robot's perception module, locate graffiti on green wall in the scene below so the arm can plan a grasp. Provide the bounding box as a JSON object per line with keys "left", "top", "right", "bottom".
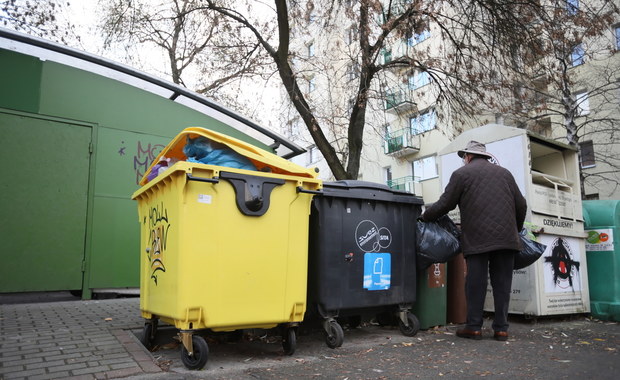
{"left": 132, "top": 141, "right": 165, "bottom": 185}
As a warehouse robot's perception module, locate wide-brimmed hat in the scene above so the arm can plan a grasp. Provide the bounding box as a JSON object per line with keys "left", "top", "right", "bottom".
{"left": 457, "top": 140, "right": 493, "bottom": 158}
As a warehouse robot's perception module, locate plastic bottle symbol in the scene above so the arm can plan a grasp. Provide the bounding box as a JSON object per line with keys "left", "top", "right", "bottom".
{"left": 373, "top": 258, "right": 383, "bottom": 286}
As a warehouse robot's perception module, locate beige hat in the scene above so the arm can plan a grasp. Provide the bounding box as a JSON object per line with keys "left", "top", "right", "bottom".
{"left": 457, "top": 140, "right": 493, "bottom": 158}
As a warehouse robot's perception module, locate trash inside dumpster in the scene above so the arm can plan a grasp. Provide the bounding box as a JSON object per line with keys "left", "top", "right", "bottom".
{"left": 132, "top": 127, "right": 322, "bottom": 369}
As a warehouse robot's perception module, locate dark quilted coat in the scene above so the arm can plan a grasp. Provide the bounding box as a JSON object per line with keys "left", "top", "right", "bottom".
{"left": 422, "top": 156, "right": 527, "bottom": 256}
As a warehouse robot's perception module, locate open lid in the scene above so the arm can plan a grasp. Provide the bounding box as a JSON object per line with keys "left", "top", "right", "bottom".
{"left": 138, "top": 127, "right": 319, "bottom": 186}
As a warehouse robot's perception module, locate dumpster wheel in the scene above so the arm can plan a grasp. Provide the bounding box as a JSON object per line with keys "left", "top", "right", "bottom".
{"left": 140, "top": 319, "right": 158, "bottom": 350}
{"left": 180, "top": 334, "right": 209, "bottom": 370}
{"left": 398, "top": 311, "right": 420, "bottom": 337}
{"left": 282, "top": 327, "right": 297, "bottom": 356}
{"left": 325, "top": 321, "right": 344, "bottom": 349}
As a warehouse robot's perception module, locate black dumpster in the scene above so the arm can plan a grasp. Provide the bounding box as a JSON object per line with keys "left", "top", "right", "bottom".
{"left": 308, "top": 180, "right": 424, "bottom": 348}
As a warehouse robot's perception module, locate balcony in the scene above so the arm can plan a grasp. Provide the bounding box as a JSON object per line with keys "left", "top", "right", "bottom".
{"left": 384, "top": 128, "right": 420, "bottom": 157}
{"left": 387, "top": 175, "right": 422, "bottom": 195}
{"left": 384, "top": 91, "right": 416, "bottom": 113}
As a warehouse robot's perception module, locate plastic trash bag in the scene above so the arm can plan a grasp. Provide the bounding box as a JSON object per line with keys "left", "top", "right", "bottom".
{"left": 416, "top": 215, "right": 461, "bottom": 271}
{"left": 514, "top": 229, "right": 546, "bottom": 270}
{"left": 184, "top": 135, "right": 257, "bottom": 171}
{"left": 146, "top": 157, "right": 178, "bottom": 182}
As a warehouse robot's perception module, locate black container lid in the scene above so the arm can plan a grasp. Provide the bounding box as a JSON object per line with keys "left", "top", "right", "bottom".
{"left": 318, "top": 180, "right": 424, "bottom": 204}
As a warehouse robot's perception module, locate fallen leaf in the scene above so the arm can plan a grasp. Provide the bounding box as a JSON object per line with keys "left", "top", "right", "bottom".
{"left": 104, "top": 318, "right": 113, "bottom": 321}
{"left": 554, "top": 359, "right": 572, "bottom": 363}
{"left": 577, "top": 341, "right": 591, "bottom": 345}
{"left": 160, "top": 342, "right": 179, "bottom": 350}
{"left": 593, "top": 338, "right": 605, "bottom": 341}
{"left": 402, "top": 342, "right": 413, "bottom": 346}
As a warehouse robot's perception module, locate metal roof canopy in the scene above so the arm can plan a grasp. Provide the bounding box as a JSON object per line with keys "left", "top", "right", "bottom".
{"left": 0, "top": 27, "right": 304, "bottom": 159}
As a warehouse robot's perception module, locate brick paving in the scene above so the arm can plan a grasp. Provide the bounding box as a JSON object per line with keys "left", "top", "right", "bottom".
{"left": 0, "top": 298, "right": 161, "bottom": 380}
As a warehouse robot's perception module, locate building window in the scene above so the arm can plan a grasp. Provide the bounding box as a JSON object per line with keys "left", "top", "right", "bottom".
{"left": 410, "top": 109, "right": 436, "bottom": 135}
{"left": 407, "top": 29, "right": 430, "bottom": 46}
{"left": 384, "top": 124, "right": 392, "bottom": 137}
{"left": 614, "top": 24, "right": 620, "bottom": 50}
{"left": 382, "top": 49, "right": 392, "bottom": 64}
{"left": 308, "top": 145, "right": 319, "bottom": 164}
{"left": 409, "top": 71, "right": 430, "bottom": 90}
{"left": 345, "top": 25, "right": 357, "bottom": 45}
{"left": 384, "top": 167, "right": 393, "bottom": 183}
{"left": 307, "top": 42, "right": 315, "bottom": 57}
{"left": 566, "top": 0, "right": 579, "bottom": 16}
{"left": 575, "top": 91, "right": 590, "bottom": 115}
{"left": 570, "top": 44, "right": 585, "bottom": 66}
{"left": 307, "top": 77, "right": 316, "bottom": 93}
{"left": 289, "top": 119, "right": 301, "bottom": 137}
{"left": 579, "top": 140, "right": 595, "bottom": 168}
{"left": 347, "top": 62, "right": 360, "bottom": 81}
{"left": 413, "top": 156, "right": 438, "bottom": 181}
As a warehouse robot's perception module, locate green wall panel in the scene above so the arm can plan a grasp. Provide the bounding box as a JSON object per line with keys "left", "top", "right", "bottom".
{"left": 88, "top": 197, "right": 139, "bottom": 289}
{"left": 38, "top": 61, "right": 268, "bottom": 148}
{"left": 86, "top": 128, "right": 169, "bottom": 289}
{"left": 0, "top": 50, "right": 42, "bottom": 113}
{"left": 0, "top": 111, "right": 91, "bottom": 292}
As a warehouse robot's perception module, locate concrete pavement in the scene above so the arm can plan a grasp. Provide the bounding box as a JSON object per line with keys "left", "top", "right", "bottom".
{"left": 1, "top": 293, "right": 619, "bottom": 379}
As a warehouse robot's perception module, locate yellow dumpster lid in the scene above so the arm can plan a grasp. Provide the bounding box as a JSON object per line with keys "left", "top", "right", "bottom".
{"left": 139, "top": 127, "right": 318, "bottom": 186}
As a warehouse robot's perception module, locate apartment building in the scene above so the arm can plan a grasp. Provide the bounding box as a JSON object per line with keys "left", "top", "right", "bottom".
{"left": 280, "top": 0, "right": 619, "bottom": 202}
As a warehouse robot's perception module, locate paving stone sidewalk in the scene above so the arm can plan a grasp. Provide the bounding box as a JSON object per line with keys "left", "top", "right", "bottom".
{"left": 2, "top": 296, "right": 619, "bottom": 380}
{"left": 0, "top": 297, "right": 160, "bottom": 380}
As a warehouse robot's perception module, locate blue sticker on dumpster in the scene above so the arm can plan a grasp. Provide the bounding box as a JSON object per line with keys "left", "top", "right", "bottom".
{"left": 363, "top": 252, "right": 391, "bottom": 290}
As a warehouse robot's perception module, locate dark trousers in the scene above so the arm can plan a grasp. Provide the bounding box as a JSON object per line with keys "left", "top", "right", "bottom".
{"left": 465, "top": 250, "right": 516, "bottom": 332}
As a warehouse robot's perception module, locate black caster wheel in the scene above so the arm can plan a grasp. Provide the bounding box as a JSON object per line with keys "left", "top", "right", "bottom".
{"left": 282, "top": 328, "right": 297, "bottom": 355}
{"left": 181, "top": 335, "right": 209, "bottom": 370}
{"left": 398, "top": 311, "right": 420, "bottom": 337}
{"left": 325, "top": 321, "right": 344, "bottom": 349}
{"left": 140, "top": 320, "right": 157, "bottom": 350}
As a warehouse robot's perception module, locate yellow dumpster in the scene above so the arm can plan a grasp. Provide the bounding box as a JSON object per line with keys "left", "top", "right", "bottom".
{"left": 131, "top": 127, "right": 322, "bottom": 369}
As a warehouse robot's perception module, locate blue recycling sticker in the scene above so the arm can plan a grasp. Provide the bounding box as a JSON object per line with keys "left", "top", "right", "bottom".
{"left": 363, "top": 252, "right": 391, "bottom": 290}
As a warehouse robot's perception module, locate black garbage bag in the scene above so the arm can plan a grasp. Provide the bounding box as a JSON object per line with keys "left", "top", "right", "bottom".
{"left": 514, "top": 229, "right": 546, "bottom": 270}
{"left": 416, "top": 215, "right": 461, "bottom": 271}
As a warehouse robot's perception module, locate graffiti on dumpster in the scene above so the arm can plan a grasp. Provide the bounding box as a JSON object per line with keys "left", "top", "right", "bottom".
{"left": 355, "top": 220, "right": 392, "bottom": 253}
{"left": 544, "top": 237, "right": 581, "bottom": 291}
{"left": 147, "top": 202, "right": 170, "bottom": 285}
{"left": 133, "top": 141, "right": 165, "bottom": 184}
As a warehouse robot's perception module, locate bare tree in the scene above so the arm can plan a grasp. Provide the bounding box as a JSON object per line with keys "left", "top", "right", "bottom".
{"left": 1, "top": 0, "right": 75, "bottom": 43}
{"left": 201, "top": 0, "right": 561, "bottom": 180}
{"left": 499, "top": 0, "right": 620, "bottom": 198}
{"left": 98, "top": 0, "right": 274, "bottom": 107}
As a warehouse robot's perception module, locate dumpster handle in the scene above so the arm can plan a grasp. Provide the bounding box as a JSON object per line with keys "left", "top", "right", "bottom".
{"left": 296, "top": 186, "right": 322, "bottom": 195}
{"left": 186, "top": 173, "right": 220, "bottom": 184}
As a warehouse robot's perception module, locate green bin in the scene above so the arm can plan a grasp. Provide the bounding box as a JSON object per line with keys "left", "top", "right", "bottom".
{"left": 583, "top": 200, "right": 620, "bottom": 322}
{"left": 411, "top": 263, "right": 447, "bottom": 329}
